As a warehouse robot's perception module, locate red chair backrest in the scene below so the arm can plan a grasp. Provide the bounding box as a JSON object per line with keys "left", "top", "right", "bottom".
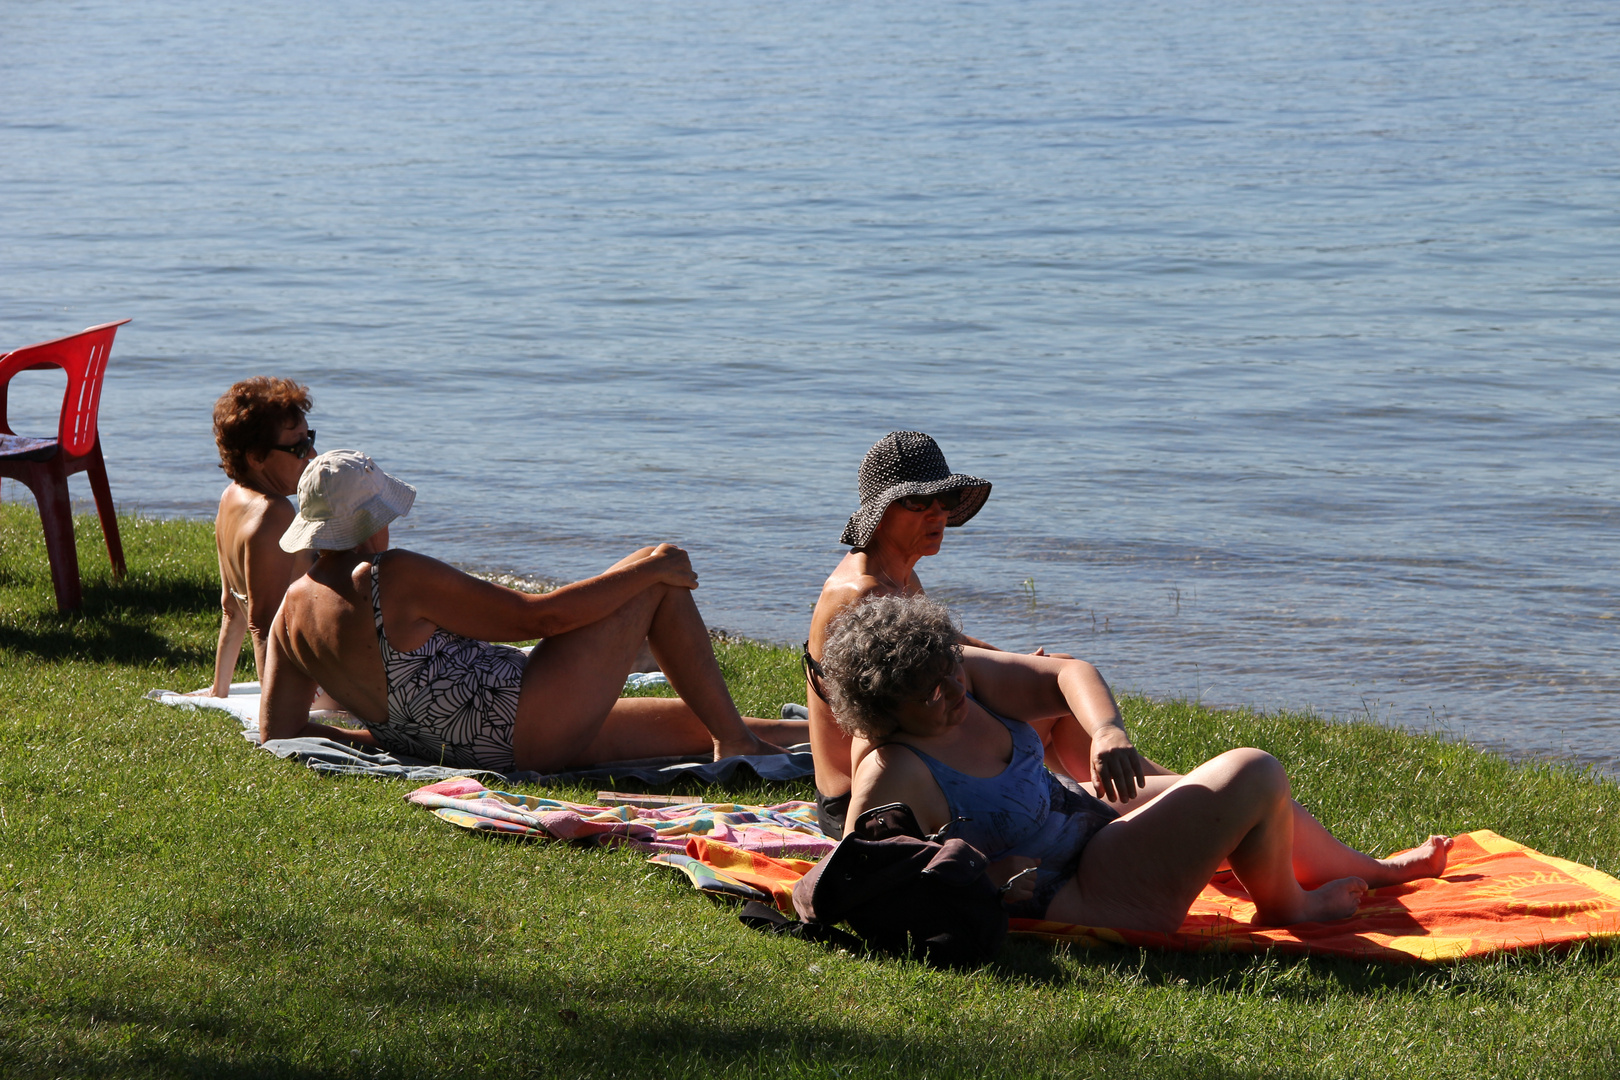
{"left": 0, "top": 319, "right": 130, "bottom": 457}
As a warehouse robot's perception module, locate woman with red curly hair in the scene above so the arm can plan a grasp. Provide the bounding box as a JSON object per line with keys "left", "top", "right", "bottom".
{"left": 209, "top": 377, "right": 321, "bottom": 697}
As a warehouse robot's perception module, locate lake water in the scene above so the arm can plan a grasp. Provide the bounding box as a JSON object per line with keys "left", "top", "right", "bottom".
{"left": 3, "top": 0, "right": 1617, "bottom": 774}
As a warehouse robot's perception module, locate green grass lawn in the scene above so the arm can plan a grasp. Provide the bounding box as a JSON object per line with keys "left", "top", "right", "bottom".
{"left": 2, "top": 503, "right": 1618, "bottom": 1079}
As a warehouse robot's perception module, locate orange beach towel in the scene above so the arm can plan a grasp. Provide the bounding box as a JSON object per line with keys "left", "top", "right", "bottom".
{"left": 1018, "top": 830, "right": 1620, "bottom": 961}
{"left": 674, "top": 830, "right": 1620, "bottom": 962}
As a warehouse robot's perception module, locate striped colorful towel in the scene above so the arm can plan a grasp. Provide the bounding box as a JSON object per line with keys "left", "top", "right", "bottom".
{"left": 650, "top": 839, "right": 816, "bottom": 911}
{"left": 663, "top": 830, "right": 1620, "bottom": 962}
{"left": 405, "top": 776, "right": 835, "bottom": 861}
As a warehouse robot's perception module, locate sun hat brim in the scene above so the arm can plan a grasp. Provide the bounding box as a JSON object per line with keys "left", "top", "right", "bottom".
{"left": 279, "top": 458, "right": 416, "bottom": 553}
{"left": 839, "top": 475, "right": 991, "bottom": 550}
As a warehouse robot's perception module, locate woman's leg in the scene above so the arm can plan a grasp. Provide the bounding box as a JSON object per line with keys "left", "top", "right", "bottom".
{"left": 1046, "top": 749, "right": 1369, "bottom": 931}
{"left": 509, "top": 573, "right": 783, "bottom": 772}
{"left": 1089, "top": 779, "right": 1453, "bottom": 882}
{"left": 1087, "top": 773, "right": 1182, "bottom": 814}
{"left": 1285, "top": 805, "right": 1452, "bottom": 888}
{"left": 570, "top": 698, "right": 807, "bottom": 764}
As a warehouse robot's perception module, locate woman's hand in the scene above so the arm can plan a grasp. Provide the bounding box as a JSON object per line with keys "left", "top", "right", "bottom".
{"left": 1090, "top": 725, "right": 1146, "bottom": 803}
{"left": 987, "top": 856, "right": 1041, "bottom": 907}
{"left": 641, "top": 543, "right": 699, "bottom": 590}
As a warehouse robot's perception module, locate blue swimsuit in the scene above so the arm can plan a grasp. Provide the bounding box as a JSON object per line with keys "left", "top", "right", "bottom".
{"left": 893, "top": 696, "right": 1119, "bottom": 919}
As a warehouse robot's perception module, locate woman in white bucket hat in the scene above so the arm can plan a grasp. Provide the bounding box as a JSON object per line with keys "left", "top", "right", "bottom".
{"left": 258, "top": 450, "right": 802, "bottom": 772}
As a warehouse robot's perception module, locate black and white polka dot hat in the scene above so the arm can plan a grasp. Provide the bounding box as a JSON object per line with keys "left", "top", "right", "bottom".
{"left": 839, "top": 431, "right": 991, "bottom": 549}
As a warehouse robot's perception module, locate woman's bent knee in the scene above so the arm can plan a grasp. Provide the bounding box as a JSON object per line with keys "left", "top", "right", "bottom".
{"left": 1215, "top": 747, "right": 1291, "bottom": 800}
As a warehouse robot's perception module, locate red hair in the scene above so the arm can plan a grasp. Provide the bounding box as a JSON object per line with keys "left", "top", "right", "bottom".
{"left": 213, "top": 377, "right": 313, "bottom": 484}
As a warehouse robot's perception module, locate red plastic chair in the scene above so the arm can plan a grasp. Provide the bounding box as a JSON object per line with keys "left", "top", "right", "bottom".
{"left": 0, "top": 319, "right": 131, "bottom": 611}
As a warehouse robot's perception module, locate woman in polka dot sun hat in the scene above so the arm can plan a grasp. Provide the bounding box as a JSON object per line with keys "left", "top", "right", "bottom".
{"left": 800, "top": 431, "right": 1177, "bottom": 840}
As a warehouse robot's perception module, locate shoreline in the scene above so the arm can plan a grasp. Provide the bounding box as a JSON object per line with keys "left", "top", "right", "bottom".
{"left": 470, "top": 566, "right": 1618, "bottom": 785}
{"left": 5, "top": 496, "right": 1615, "bottom": 782}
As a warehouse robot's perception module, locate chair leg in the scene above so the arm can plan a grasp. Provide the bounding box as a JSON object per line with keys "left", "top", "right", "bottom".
{"left": 85, "top": 440, "right": 126, "bottom": 577}
{"left": 31, "top": 462, "right": 84, "bottom": 612}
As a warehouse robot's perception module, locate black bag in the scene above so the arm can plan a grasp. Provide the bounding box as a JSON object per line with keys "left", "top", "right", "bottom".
{"left": 741, "top": 802, "right": 1007, "bottom": 970}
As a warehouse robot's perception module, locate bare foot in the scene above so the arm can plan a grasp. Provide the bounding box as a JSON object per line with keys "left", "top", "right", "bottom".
{"left": 1255, "top": 876, "right": 1368, "bottom": 926}
{"left": 1367, "top": 834, "right": 1453, "bottom": 887}
{"left": 743, "top": 715, "right": 810, "bottom": 747}
{"left": 713, "top": 732, "right": 791, "bottom": 760}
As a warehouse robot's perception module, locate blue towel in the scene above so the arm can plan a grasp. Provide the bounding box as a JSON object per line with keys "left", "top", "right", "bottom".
{"left": 146, "top": 684, "right": 813, "bottom": 787}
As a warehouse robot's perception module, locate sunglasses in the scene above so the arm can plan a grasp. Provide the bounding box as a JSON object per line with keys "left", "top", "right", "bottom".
{"left": 271, "top": 429, "right": 317, "bottom": 457}
{"left": 896, "top": 488, "right": 966, "bottom": 513}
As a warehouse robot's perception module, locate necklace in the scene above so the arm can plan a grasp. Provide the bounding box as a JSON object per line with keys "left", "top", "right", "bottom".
{"left": 871, "top": 563, "right": 913, "bottom": 594}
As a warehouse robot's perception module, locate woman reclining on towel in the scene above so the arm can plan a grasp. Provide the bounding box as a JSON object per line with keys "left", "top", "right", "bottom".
{"left": 822, "top": 593, "right": 1452, "bottom": 929}
{"left": 259, "top": 449, "right": 804, "bottom": 772}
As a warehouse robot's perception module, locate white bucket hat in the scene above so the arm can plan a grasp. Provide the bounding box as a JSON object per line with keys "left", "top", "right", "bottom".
{"left": 279, "top": 449, "right": 416, "bottom": 552}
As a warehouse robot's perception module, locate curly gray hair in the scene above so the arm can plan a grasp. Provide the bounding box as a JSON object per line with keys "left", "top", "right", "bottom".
{"left": 821, "top": 593, "right": 963, "bottom": 740}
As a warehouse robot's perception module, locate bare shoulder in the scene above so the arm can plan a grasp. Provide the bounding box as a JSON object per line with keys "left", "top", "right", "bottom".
{"left": 257, "top": 492, "right": 298, "bottom": 527}
{"left": 243, "top": 496, "right": 297, "bottom": 551}
{"left": 283, "top": 555, "right": 374, "bottom": 649}
{"left": 853, "top": 742, "right": 930, "bottom": 801}
{"left": 280, "top": 563, "right": 328, "bottom": 613}
{"left": 218, "top": 487, "right": 293, "bottom": 550}
{"left": 851, "top": 742, "right": 952, "bottom": 832}
{"left": 810, "top": 555, "right": 885, "bottom": 642}
{"left": 862, "top": 742, "right": 929, "bottom": 778}
{"left": 814, "top": 575, "right": 871, "bottom": 617}
{"left": 214, "top": 483, "right": 257, "bottom": 536}
{"left": 820, "top": 554, "right": 879, "bottom": 600}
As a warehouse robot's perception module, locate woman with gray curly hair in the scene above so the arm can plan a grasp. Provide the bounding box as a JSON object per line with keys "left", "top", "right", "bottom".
{"left": 823, "top": 594, "right": 1453, "bottom": 929}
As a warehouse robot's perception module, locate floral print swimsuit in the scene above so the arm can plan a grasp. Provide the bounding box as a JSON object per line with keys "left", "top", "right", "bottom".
{"left": 364, "top": 555, "right": 526, "bottom": 771}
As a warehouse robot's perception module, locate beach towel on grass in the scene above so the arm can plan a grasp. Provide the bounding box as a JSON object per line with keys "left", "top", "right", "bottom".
{"left": 652, "top": 837, "right": 819, "bottom": 910}
{"left": 662, "top": 830, "right": 1620, "bottom": 962}
{"left": 147, "top": 682, "right": 814, "bottom": 787}
{"left": 405, "top": 776, "right": 835, "bottom": 864}
{"left": 145, "top": 684, "right": 531, "bottom": 782}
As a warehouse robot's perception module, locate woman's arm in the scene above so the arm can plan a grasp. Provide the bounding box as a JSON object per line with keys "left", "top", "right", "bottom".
{"left": 961, "top": 648, "right": 1146, "bottom": 801}
{"left": 1054, "top": 660, "right": 1145, "bottom": 801}
{"left": 957, "top": 635, "right": 1073, "bottom": 659}
{"left": 259, "top": 616, "right": 380, "bottom": 748}
{"left": 391, "top": 543, "right": 702, "bottom": 644}
{"left": 260, "top": 617, "right": 319, "bottom": 743}
{"left": 212, "top": 571, "right": 248, "bottom": 697}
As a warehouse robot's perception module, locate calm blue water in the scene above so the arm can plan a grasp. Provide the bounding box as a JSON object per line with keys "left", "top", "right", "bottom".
{"left": 3, "top": 1, "right": 1617, "bottom": 774}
